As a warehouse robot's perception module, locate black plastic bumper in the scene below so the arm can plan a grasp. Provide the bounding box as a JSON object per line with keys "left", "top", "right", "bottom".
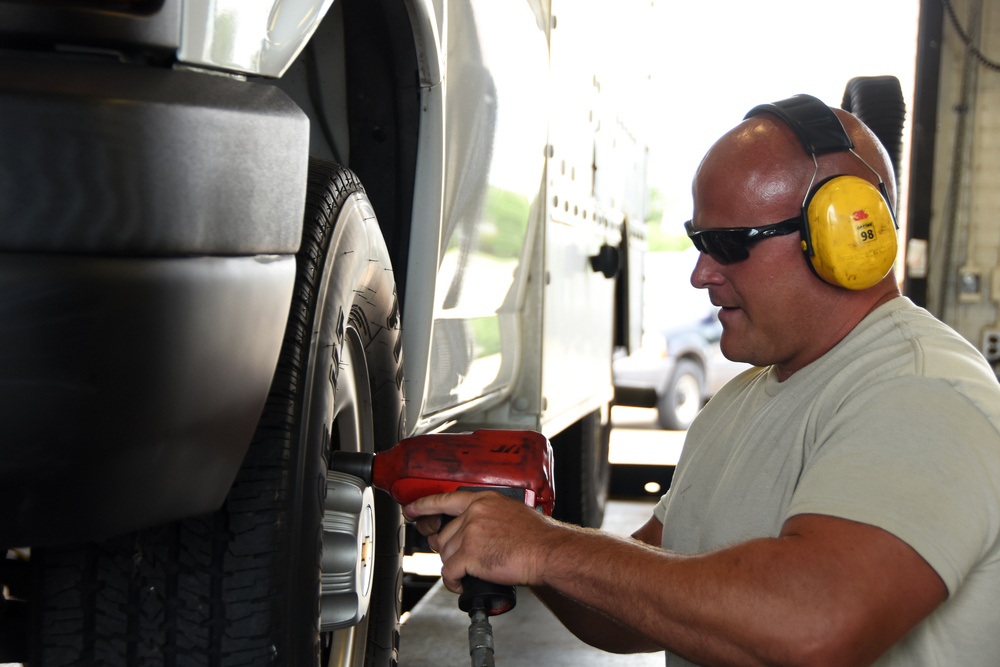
{"left": 0, "top": 254, "right": 295, "bottom": 546}
{"left": 0, "top": 52, "right": 309, "bottom": 545}
{"left": 0, "top": 51, "right": 307, "bottom": 255}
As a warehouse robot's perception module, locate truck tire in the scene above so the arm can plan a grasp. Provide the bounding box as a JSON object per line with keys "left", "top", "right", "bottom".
{"left": 841, "top": 76, "right": 907, "bottom": 180}
{"left": 30, "top": 160, "right": 405, "bottom": 667}
{"left": 550, "top": 409, "right": 611, "bottom": 528}
{"left": 657, "top": 359, "right": 704, "bottom": 431}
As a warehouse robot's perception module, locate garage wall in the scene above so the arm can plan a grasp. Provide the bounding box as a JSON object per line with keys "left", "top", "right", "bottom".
{"left": 919, "top": 0, "right": 1000, "bottom": 365}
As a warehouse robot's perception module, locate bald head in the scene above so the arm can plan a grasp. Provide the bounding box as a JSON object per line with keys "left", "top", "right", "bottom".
{"left": 694, "top": 105, "right": 897, "bottom": 219}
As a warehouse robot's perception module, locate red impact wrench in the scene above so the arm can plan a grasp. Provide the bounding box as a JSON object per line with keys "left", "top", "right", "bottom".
{"left": 332, "top": 430, "right": 555, "bottom": 667}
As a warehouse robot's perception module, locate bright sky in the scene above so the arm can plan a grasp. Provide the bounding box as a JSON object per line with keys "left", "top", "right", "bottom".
{"left": 645, "top": 0, "right": 921, "bottom": 230}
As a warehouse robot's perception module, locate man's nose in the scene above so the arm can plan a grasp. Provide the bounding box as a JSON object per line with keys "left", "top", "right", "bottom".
{"left": 690, "top": 251, "right": 723, "bottom": 289}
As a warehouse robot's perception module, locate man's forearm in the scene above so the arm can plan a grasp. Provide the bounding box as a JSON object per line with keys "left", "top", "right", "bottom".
{"left": 535, "top": 515, "right": 946, "bottom": 667}
{"left": 403, "top": 490, "right": 944, "bottom": 666}
{"left": 531, "top": 584, "right": 662, "bottom": 654}
{"left": 536, "top": 525, "right": 796, "bottom": 666}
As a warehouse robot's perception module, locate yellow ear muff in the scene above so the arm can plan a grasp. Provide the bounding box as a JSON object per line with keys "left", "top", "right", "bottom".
{"left": 803, "top": 175, "right": 897, "bottom": 290}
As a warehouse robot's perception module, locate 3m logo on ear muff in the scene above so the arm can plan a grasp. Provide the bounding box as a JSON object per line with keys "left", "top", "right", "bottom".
{"left": 744, "top": 94, "right": 898, "bottom": 290}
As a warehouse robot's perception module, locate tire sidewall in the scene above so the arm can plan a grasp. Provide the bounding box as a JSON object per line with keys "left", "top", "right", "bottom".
{"left": 550, "top": 408, "right": 612, "bottom": 529}
{"left": 287, "top": 167, "right": 404, "bottom": 666}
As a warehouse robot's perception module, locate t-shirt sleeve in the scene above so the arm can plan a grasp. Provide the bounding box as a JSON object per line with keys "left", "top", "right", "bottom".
{"left": 785, "top": 377, "right": 1000, "bottom": 596}
{"left": 653, "top": 490, "right": 670, "bottom": 525}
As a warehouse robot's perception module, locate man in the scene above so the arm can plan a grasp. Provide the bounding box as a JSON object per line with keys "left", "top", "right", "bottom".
{"left": 405, "top": 96, "right": 1000, "bottom": 666}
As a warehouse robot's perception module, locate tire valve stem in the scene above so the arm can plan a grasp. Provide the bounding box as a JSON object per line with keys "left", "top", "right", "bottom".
{"left": 468, "top": 607, "right": 496, "bottom": 667}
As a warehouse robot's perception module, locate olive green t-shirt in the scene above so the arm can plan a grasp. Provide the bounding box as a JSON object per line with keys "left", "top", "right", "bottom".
{"left": 654, "top": 297, "right": 1000, "bottom": 666}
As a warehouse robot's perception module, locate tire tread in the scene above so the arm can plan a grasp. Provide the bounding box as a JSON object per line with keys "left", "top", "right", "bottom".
{"left": 31, "top": 161, "right": 402, "bottom": 667}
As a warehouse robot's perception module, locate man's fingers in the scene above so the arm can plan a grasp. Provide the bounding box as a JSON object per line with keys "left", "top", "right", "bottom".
{"left": 434, "top": 530, "right": 471, "bottom": 593}
{"left": 440, "top": 570, "right": 465, "bottom": 595}
{"left": 413, "top": 514, "right": 443, "bottom": 537}
{"left": 403, "top": 491, "right": 541, "bottom": 587}
{"left": 403, "top": 490, "right": 477, "bottom": 521}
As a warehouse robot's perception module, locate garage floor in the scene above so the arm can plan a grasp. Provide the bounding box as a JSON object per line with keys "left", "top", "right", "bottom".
{"left": 399, "top": 499, "right": 666, "bottom": 666}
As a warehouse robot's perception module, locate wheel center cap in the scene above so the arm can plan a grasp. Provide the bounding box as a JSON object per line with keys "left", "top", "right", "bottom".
{"left": 320, "top": 470, "right": 376, "bottom": 631}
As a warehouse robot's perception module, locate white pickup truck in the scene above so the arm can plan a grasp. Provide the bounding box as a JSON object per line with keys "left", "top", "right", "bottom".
{"left": 0, "top": 1, "right": 650, "bottom": 664}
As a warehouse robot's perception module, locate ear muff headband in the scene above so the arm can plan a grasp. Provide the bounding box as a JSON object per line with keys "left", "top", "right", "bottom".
{"left": 744, "top": 95, "right": 898, "bottom": 290}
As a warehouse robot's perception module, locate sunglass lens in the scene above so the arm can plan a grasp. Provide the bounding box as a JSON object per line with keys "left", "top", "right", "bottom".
{"left": 701, "top": 231, "right": 748, "bottom": 264}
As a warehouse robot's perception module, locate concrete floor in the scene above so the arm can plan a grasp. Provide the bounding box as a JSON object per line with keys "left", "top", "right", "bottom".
{"left": 398, "top": 499, "right": 666, "bottom": 667}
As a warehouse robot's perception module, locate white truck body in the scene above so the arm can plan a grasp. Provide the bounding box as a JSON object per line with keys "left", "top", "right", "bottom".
{"left": 171, "top": 0, "right": 649, "bottom": 439}
{"left": 0, "top": 0, "right": 650, "bottom": 663}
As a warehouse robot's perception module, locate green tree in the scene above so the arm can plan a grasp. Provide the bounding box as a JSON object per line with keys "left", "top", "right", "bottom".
{"left": 646, "top": 186, "right": 691, "bottom": 252}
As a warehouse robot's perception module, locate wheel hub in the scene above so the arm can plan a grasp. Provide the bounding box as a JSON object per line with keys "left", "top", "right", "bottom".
{"left": 320, "top": 470, "right": 376, "bottom": 631}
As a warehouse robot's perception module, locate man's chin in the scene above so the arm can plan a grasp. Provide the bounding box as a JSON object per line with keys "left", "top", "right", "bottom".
{"left": 719, "top": 333, "right": 754, "bottom": 366}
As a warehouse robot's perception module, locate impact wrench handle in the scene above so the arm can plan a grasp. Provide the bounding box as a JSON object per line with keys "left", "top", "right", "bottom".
{"left": 444, "top": 488, "right": 523, "bottom": 667}
{"left": 450, "top": 486, "right": 524, "bottom": 617}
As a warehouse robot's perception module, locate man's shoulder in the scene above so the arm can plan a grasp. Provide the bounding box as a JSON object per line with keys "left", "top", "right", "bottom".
{"left": 828, "top": 297, "right": 1000, "bottom": 428}
{"left": 844, "top": 297, "right": 990, "bottom": 377}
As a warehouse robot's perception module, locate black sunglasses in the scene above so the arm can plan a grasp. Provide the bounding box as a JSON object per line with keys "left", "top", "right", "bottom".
{"left": 684, "top": 218, "right": 801, "bottom": 264}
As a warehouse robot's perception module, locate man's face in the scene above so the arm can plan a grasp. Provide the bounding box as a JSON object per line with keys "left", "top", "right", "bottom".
{"left": 687, "top": 129, "right": 843, "bottom": 376}
{"left": 688, "top": 212, "right": 817, "bottom": 373}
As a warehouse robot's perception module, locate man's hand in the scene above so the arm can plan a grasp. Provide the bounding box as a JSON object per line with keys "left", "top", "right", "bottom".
{"left": 406, "top": 491, "right": 665, "bottom": 654}
{"left": 403, "top": 490, "right": 558, "bottom": 594}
